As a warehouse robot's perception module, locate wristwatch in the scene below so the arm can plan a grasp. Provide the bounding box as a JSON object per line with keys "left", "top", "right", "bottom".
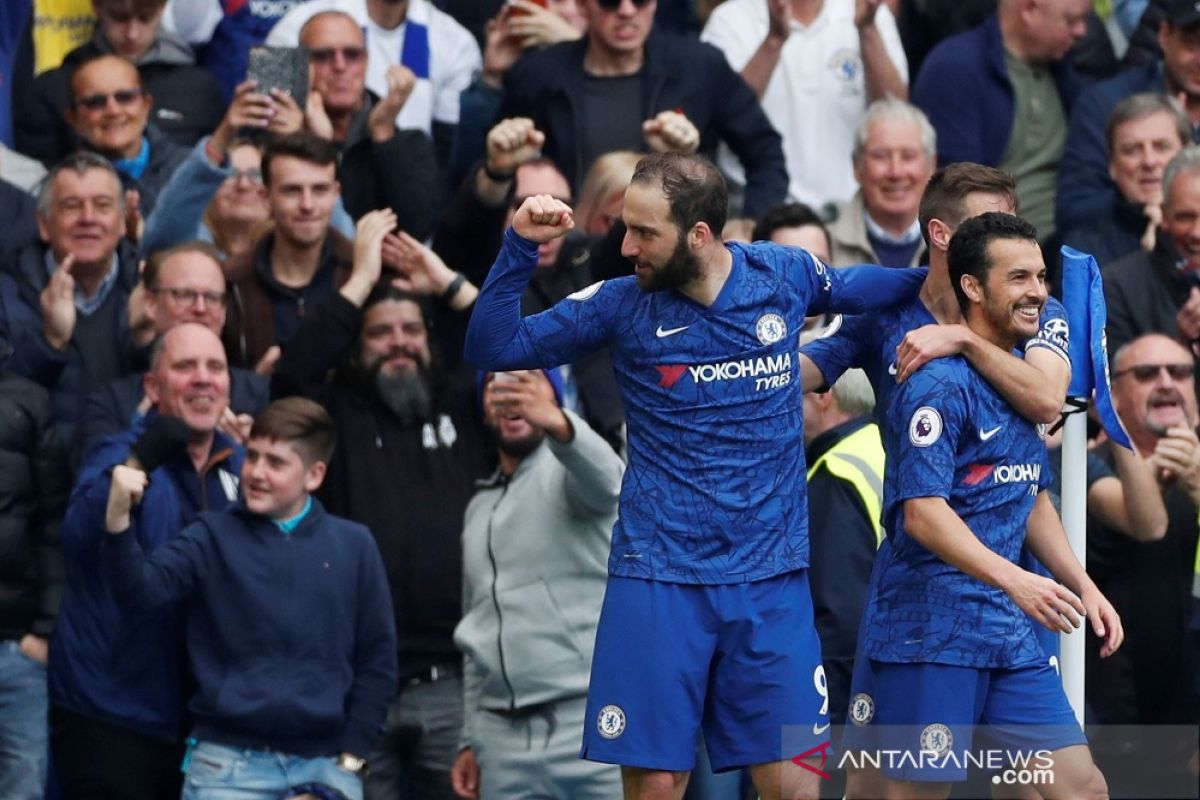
{"left": 337, "top": 753, "right": 368, "bottom": 775}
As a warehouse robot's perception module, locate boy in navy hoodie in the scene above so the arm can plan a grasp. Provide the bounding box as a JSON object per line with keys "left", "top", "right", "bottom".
{"left": 101, "top": 396, "right": 397, "bottom": 800}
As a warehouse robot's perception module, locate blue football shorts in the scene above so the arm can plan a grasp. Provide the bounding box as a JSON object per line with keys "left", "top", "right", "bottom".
{"left": 580, "top": 570, "right": 830, "bottom": 772}
{"left": 840, "top": 658, "right": 1086, "bottom": 782}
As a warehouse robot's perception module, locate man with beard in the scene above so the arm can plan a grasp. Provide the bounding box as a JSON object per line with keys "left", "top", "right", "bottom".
{"left": 1088, "top": 333, "right": 1200, "bottom": 734}
{"left": 841, "top": 213, "right": 1120, "bottom": 798}
{"left": 464, "top": 152, "right": 929, "bottom": 800}
{"left": 450, "top": 369, "right": 623, "bottom": 799}
{"left": 272, "top": 210, "right": 491, "bottom": 800}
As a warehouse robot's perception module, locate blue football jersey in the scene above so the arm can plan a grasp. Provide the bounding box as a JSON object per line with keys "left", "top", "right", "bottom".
{"left": 465, "top": 230, "right": 927, "bottom": 584}
{"left": 861, "top": 356, "right": 1051, "bottom": 668}
{"left": 802, "top": 294, "right": 1070, "bottom": 441}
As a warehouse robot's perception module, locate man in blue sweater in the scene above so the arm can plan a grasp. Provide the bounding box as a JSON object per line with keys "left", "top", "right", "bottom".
{"left": 100, "top": 396, "right": 398, "bottom": 800}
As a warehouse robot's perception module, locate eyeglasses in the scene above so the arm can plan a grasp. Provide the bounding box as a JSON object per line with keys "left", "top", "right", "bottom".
{"left": 309, "top": 47, "right": 367, "bottom": 65}
{"left": 74, "top": 88, "right": 145, "bottom": 111}
{"left": 226, "top": 167, "right": 263, "bottom": 184}
{"left": 595, "top": 0, "right": 654, "bottom": 10}
{"left": 152, "top": 287, "right": 227, "bottom": 307}
{"left": 1111, "top": 362, "right": 1194, "bottom": 382}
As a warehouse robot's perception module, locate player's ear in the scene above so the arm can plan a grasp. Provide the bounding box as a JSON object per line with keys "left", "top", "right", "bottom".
{"left": 960, "top": 274, "right": 983, "bottom": 305}
{"left": 688, "top": 222, "right": 709, "bottom": 249}
{"left": 927, "top": 218, "right": 951, "bottom": 252}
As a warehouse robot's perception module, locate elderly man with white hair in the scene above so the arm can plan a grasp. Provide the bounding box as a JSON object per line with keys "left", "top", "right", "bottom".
{"left": 828, "top": 97, "right": 937, "bottom": 267}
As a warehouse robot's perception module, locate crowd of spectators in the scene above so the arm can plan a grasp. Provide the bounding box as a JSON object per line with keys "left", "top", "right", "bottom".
{"left": 0, "top": 0, "right": 1198, "bottom": 799}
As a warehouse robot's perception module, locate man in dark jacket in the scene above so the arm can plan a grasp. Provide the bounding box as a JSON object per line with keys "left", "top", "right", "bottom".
{"left": 0, "top": 152, "right": 139, "bottom": 453}
{"left": 495, "top": 0, "right": 787, "bottom": 217}
{"left": 49, "top": 322, "right": 243, "bottom": 800}
{"left": 273, "top": 210, "right": 491, "bottom": 800}
{"left": 15, "top": 0, "right": 224, "bottom": 168}
{"left": 100, "top": 396, "right": 397, "bottom": 798}
{"left": 223, "top": 132, "right": 354, "bottom": 370}
{"left": 1057, "top": 0, "right": 1200, "bottom": 233}
{"left": 1060, "top": 92, "right": 1189, "bottom": 271}
{"left": 0, "top": 325, "right": 69, "bottom": 800}
{"left": 1105, "top": 145, "right": 1200, "bottom": 360}
{"left": 299, "top": 9, "right": 440, "bottom": 237}
{"left": 60, "top": 53, "right": 189, "bottom": 217}
{"left": 912, "top": 0, "right": 1089, "bottom": 238}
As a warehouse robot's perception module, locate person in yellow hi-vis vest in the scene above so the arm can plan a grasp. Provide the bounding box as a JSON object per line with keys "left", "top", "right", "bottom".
{"left": 803, "top": 367, "right": 883, "bottom": 743}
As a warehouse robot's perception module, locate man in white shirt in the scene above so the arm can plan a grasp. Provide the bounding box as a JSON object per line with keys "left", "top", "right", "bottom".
{"left": 702, "top": 0, "right": 908, "bottom": 212}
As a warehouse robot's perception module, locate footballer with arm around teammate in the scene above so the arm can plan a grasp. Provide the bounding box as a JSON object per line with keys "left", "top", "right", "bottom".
{"left": 841, "top": 213, "right": 1122, "bottom": 800}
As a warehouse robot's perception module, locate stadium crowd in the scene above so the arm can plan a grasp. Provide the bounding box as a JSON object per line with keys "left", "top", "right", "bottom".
{"left": 0, "top": 0, "right": 1197, "bottom": 799}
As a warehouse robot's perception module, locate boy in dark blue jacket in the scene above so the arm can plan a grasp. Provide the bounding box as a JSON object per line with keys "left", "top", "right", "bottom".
{"left": 100, "top": 396, "right": 397, "bottom": 800}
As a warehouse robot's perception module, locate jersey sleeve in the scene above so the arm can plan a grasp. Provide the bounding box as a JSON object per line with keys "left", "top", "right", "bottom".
{"left": 464, "top": 229, "right": 618, "bottom": 371}
{"left": 800, "top": 313, "right": 874, "bottom": 388}
{"left": 1024, "top": 295, "right": 1070, "bottom": 365}
{"left": 808, "top": 262, "right": 927, "bottom": 317}
{"left": 887, "top": 366, "right": 969, "bottom": 504}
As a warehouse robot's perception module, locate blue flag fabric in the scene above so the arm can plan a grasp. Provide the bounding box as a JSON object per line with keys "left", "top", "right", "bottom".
{"left": 1060, "top": 246, "right": 1132, "bottom": 450}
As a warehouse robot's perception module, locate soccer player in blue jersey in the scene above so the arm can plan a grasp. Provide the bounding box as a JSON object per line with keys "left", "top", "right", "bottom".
{"left": 464, "top": 153, "right": 930, "bottom": 800}
{"left": 844, "top": 213, "right": 1123, "bottom": 798}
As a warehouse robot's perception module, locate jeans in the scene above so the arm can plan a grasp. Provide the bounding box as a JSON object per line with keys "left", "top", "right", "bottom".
{"left": 0, "top": 639, "right": 48, "bottom": 800}
{"left": 182, "top": 741, "right": 362, "bottom": 800}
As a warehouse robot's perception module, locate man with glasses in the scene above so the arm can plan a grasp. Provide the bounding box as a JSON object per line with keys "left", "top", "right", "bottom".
{"left": 1091, "top": 333, "right": 1200, "bottom": 737}
{"left": 267, "top": 0, "right": 481, "bottom": 169}
{"left": 495, "top": 0, "right": 788, "bottom": 217}
{"left": 0, "top": 152, "right": 140, "bottom": 458}
{"left": 82, "top": 241, "right": 270, "bottom": 455}
{"left": 62, "top": 54, "right": 189, "bottom": 217}
{"left": 15, "top": 0, "right": 223, "bottom": 171}
{"left": 298, "top": 10, "right": 439, "bottom": 237}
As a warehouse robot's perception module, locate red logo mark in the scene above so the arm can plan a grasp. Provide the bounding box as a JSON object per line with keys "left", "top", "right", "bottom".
{"left": 963, "top": 463, "right": 995, "bottom": 486}
{"left": 791, "top": 740, "right": 832, "bottom": 780}
{"left": 656, "top": 365, "right": 688, "bottom": 388}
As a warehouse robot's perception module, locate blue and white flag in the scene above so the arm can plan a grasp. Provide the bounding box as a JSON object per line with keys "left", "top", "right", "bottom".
{"left": 1060, "top": 246, "right": 1132, "bottom": 450}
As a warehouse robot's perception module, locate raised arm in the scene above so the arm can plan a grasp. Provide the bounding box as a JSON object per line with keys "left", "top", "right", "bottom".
{"left": 463, "top": 196, "right": 578, "bottom": 370}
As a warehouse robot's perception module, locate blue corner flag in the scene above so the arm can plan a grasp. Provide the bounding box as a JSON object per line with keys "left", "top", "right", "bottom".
{"left": 1060, "top": 246, "right": 1132, "bottom": 450}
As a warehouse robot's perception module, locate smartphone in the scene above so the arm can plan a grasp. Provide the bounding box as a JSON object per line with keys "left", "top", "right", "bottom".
{"left": 507, "top": 0, "right": 548, "bottom": 17}
{"left": 246, "top": 45, "right": 309, "bottom": 110}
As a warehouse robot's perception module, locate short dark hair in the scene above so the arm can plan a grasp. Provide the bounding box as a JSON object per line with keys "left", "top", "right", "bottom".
{"left": 947, "top": 212, "right": 1040, "bottom": 314}
{"left": 919, "top": 164, "right": 1018, "bottom": 248}
{"left": 260, "top": 132, "right": 339, "bottom": 188}
{"left": 751, "top": 202, "right": 830, "bottom": 250}
{"left": 1106, "top": 93, "right": 1191, "bottom": 154}
{"left": 630, "top": 153, "right": 728, "bottom": 238}
{"left": 68, "top": 53, "right": 142, "bottom": 106}
{"left": 142, "top": 241, "right": 225, "bottom": 290}
{"left": 249, "top": 397, "right": 336, "bottom": 465}
{"left": 92, "top": 0, "right": 166, "bottom": 17}
{"left": 363, "top": 283, "right": 427, "bottom": 317}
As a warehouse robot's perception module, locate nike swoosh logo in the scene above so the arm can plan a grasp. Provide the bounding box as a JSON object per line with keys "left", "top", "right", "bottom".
{"left": 979, "top": 426, "right": 1003, "bottom": 441}
{"left": 656, "top": 325, "right": 690, "bottom": 338}
{"left": 888, "top": 362, "right": 898, "bottom": 376}
{"left": 813, "top": 722, "right": 831, "bottom": 735}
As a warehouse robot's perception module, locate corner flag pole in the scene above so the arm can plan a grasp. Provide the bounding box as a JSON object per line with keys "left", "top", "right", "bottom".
{"left": 1059, "top": 246, "right": 1132, "bottom": 726}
